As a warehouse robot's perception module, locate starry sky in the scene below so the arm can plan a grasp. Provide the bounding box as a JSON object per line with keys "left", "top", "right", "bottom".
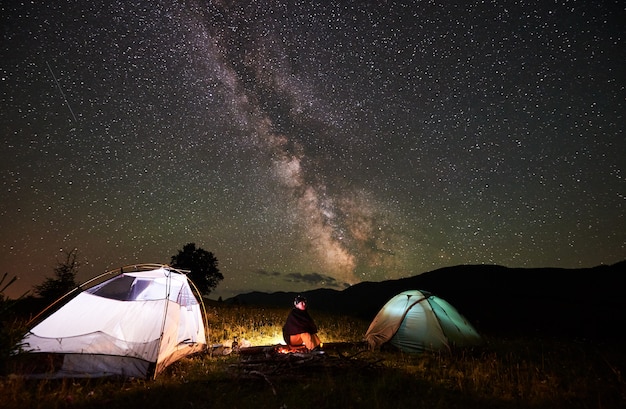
{"left": 1, "top": 0, "right": 624, "bottom": 300}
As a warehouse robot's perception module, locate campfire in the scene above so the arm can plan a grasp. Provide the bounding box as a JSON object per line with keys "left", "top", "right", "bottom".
{"left": 229, "top": 342, "right": 379, "bottom": 387}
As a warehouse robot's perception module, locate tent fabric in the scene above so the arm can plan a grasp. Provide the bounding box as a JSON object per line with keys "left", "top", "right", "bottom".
{"left": 20, "top": 266, "right": 207, "bottom": 378}
{"left": 365, "top": 290, "right": 481, "bottom": 353}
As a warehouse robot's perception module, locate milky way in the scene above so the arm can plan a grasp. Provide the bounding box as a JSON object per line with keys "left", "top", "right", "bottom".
{"left": 1, "top": 1, "right": 624, "bottom": 299}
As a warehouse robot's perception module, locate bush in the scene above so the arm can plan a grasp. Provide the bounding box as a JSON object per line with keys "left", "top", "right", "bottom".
{"left": 0, "top": 273, "right": 28, "bottom": 375}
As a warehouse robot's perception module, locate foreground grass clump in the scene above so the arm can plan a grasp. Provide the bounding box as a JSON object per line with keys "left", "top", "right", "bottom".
{"left": 1, "top": 303, "right": 624, "bottom": 409}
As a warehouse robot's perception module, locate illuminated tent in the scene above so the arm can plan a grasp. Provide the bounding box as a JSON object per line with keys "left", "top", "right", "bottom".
{"left": 364, "top": 290, "right": 481, "bottom": 353}
{"left": 20, "top": 265, "right": 207, "bottom": 379}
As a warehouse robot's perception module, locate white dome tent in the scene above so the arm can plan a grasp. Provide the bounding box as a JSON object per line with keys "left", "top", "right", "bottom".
{"left": 365, "top": 290, "right": 481, "bottom": 353}
{"left": 19, "top": 264, "right": 207, "bottom": 379}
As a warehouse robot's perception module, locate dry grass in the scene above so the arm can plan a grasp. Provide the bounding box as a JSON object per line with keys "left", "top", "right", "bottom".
{"left": 1, "top": 303, "right": 625, "bottom": 409}
{"left": 205, "top": 303, "right": 367, "bottom": 346}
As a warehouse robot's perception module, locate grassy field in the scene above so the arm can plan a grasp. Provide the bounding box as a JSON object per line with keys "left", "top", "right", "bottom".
{"left": 1, "top": 303, "right": 625, "bottom": 409}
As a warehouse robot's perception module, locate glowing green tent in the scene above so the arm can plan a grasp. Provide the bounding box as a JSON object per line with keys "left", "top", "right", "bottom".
{"left": 365, "top": 290, "right": 481, "bottom": 353}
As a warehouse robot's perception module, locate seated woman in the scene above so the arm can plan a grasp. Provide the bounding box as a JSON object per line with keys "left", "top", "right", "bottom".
{"left": 282, "top": 295, "right": 322, "bottom": 351}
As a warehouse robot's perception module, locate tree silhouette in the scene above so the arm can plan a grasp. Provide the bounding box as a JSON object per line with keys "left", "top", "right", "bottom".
{"left": 170, "top": 243, "right": 223, "bottom": 296}
{"left": 34, "top": 249, "right": 80, "bottom": 302}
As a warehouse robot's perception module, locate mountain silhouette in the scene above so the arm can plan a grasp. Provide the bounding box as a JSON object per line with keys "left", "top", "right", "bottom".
{"left": 225, "top": 261, "right": 626, "bottom": 340}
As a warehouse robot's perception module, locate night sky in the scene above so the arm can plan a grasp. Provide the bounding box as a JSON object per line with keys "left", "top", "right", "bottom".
{"left": 1, "top": 1, "right": 624, "bottom": 300}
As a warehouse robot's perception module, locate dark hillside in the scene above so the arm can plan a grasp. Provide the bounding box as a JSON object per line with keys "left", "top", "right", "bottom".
{"left": 226, "top": 261, "right": 626, "bottom": 340}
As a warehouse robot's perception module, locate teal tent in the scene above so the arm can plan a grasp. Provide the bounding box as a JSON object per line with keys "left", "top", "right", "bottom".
{"left": 365, "top": 290, "right": 481, "bottom": 353}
